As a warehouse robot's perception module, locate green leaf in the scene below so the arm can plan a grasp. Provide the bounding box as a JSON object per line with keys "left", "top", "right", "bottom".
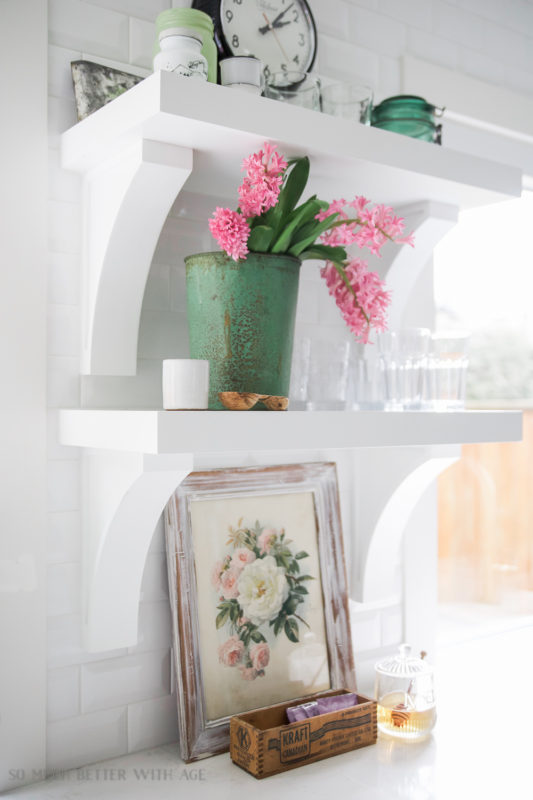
{"left": 288, "top": 213, "right": 339, "bottom": 256}
{"left": 283, "top": 595, "right": 301, "bottom": 615}
{"left": 287, "top": 559, "right": 300, "bottom": 574}
{"left": 295, "top": 551, "right": 309, "bottom": 560}
{"left": 296, "top": 245, "right": 347, "bottom": 263}
{"left": 294, "top": 584, "right": 309, "bottom": 594}
{"left": 296, "top": 574, "right": 315, "bottom": 582}
{"left": 215, "top": 608, "right": 229, "bottom": 629}
{"left": 270, "top": 157, "right": 310, "bottom": 238}
{"left": 250, "top": 630, "right": 267, "bottom": 643}
{"left": 229, "top": 604, "right": 240, "bottom": 623}
{"left": 284, "top": 617, "right": 300, "bottom": 643}
{"left": 273, "top": 614, "right": 286, "bottom": 636}
{"left": 247, "top": 224, "right": 274, "bottom": 253}
{"left": 270, "top": 196, "right": 320, "bottom": 254}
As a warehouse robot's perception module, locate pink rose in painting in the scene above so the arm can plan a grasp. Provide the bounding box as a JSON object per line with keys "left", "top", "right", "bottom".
{"left": 249, "top": 642, "right": 270, "bottom": 671}
{"left": 211, "top": 560, "right": 224, "bottom": 591}
{"left": 231, "top": 547, "right": 256, "bottom": 571}
{"left": 239, "top": 667, "right": 258, "bottom": 681}
{"left": 258, "top": 528, "right": 277, "bottom": 554}
{"left": 218, "top": 635, "right": 244, "bottom": 667}
{"left": 220, "top": 566, "right": 241, "bottom": 599}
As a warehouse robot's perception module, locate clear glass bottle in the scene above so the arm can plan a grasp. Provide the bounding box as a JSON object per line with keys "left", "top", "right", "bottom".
{"left": 153, "top": 27, "right": 208, "bottom": 80}
{"left": 374, "top": 644, "right": 436, "bottom": 740}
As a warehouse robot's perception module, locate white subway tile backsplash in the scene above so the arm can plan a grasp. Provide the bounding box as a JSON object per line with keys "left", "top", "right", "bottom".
{"left": 433, "top": 1, "right": 485, "bottom": 51}
{"left": 47, "top": 460, "right": 80, "bottom": 514}
{"left": 47, "top": 666, "right": 81, "bottom": 721}
{"left": 296, "top": 280, "right": 320, "bottom": 325}
{"left": 48, "top": 96, "right": 79, "bottom": 149}
{"left": 381, "top": 606, "right": 403, "bottom": 646}
{"left": 49, "top": 0, "right": 129, "bottom": 63}
{"left": 48, "top": 305, "right": 81, "bottom": 357}
{"left": 137, "top": 310, "right": 187, "bottom": 359}
{"left": 317, "top": 34, "right": 379, "bottom": 85}
{"left": 169, "top": 265, "right": 187, "bottom": 312}
{"left": 128, "top": 694, "right": 179, "bottom": 753}
{"left": 351, "top": 614, "right": 381, "bottom": 653}
{"left": 458, "top": 47, "right": 505, "bottom": 85}
{"left": 81, "top": 649, "right": 171, "bottom": 712}
{"left": 483, "top": 17, "right": 527, "bottom": 69}
{"left": 47, "top": 614, "right": 128, "bottom": 669}
{"left": 47, "top": 706, "right": 128, "bottom": 773}
{"left": 378, "top": 55, "right": 402, "bottom": 99}
{"left": 129, "top": 602, "right": 171, "bottom": 655}
{"left": 47, "top": 562, "right": 82, "bottom": 616}
{"left": 48, "top": 45, "right": 82, "bottom": 101}
{"left": 47, "top": 356, "right": 80, "bottom": 408}
{"left": 48, "top": 410, "right": 80, "bottom": 461}
{"left": 406, "top": 28, "right": 459, "bottom": 70}
{"left": 48, "top": 147, "right": 81, "bottom": 203}
{"left": 504, "top": 64, "right": 533, "bottom": 95}
{"left": 48, "top": 511, "right": 82, "bottom": 565}
{"left": 48, "top": 252, "right": 80, "bottom": 306}
{"left": 142, "top": 263, "right": 171, "bottom": 311}
{"left": 312, "top": 0, "right": 350, "bottom": 40}
{"left": 129, "top": 16, "right": 156, "bottom": 70}
{"left": 48, "top": 200, "right": 81, "bottom": 255}
{"left": 80, "top": 358, "right": 164, "bottom": 409}
{"left": 378, "top": 0, "right": 432, "bottom": 30}
{"left": 348, "top": 5, "right": 407, "bottom": 57}
{"left": 84, "top": 0, "right": 168, "bottom": 21}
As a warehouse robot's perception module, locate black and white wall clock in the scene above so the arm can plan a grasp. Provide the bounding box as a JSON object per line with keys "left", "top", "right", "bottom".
{"left": 192, "top": 0, "right": 317, "bottom": 82}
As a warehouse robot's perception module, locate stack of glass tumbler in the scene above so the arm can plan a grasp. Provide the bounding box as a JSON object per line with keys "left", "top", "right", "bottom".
{"left": 290, "top": 329, "right": 470, "bottom": 411}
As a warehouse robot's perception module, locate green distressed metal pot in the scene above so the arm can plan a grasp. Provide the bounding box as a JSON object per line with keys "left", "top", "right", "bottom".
{"left": 185, "top": 251, "right": 301, "bottom": 410}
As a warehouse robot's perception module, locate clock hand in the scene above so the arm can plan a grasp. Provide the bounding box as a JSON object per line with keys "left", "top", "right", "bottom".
{"left": 259, "top": 19, "right": 292, "bottom": 35}
{"left": 262, "top": 11, "right": 291, "bottom": 64}
{"left": 259, "top": 2, "right": 294, "bottom": 34}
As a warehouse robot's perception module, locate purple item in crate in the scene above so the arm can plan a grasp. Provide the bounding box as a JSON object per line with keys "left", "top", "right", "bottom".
{"left": 316, "top": 693, "right": 359, "bottom": 715}
{"left": 286, "top": 701, "right": 319, "bottom": 722}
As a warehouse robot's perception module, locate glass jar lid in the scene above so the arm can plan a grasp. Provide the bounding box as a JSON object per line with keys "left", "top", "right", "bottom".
{"left": 156, "top": 8, "right": 214, "bottom": 33}
{"left": 158, "top": 27, "right": 204, "bottom": 44}
{"left": 375, "top": 643, "right": 431, "bottom": 677}
{"left": 372, "top": 95, "right": 444, "bottom": 122}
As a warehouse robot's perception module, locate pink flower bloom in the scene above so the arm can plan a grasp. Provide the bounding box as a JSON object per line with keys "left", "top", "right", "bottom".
{"left": 231, "top": 547, "right": 256, "bottom": 571}
{"left": 238, "top": 142, "right": 287, "bottom": 219}
{"left": 257, "top": 528, "right": 277, "bottom": 554}
{"left": 239, "top": 666, "right": 258, "bottom": 681}
{"left": 320, "top": 258, "right": 391, "bottom": 343}
{"left": 218, "top": 635, "right": 244, "bottom": 667}
{"left": 220, "top": 565, "right": 241, "bottom": 599}
{"left": 317, "top": 197, "right": 414, "bottom": 257}
{"left": 211, "top": 560, "right": 224, "bottom": 591}
{"left": 249, "top": 642, "right": 270, "bottom": 671}
{"left": 209, "top": 207, "right": 250, "bottom": 261}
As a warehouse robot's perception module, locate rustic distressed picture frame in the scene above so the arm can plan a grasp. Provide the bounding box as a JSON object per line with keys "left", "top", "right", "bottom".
{"left": 164, "top": 462, "right": 355, "bottom": 762}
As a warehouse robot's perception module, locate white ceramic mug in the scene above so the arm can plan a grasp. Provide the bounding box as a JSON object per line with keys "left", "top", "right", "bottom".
{"left": 162, "top": 359, "right": 209, "bottom": 410}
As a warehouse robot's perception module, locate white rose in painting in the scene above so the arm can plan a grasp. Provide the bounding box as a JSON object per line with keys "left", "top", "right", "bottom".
{"left": 237, "top": 556, "right": 289, "bottom": 624}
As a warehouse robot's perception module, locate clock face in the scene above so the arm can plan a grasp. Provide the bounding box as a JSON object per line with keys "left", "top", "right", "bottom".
{"left": 220, "top": 0, "right": 316, "bottom": 82}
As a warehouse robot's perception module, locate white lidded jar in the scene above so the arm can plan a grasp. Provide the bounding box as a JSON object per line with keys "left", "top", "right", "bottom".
{"left": 153, "top": 27, "right": 208, "bottom": 80}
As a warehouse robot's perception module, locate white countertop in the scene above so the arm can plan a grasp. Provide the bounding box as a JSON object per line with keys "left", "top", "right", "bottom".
{"left": 9, "top": 625, "right": 533, "bottom": 800}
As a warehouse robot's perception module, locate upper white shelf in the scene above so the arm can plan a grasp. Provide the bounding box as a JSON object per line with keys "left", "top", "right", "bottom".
{"left": 62, "top": 70, "right": 522, "bottom": 208}
{"left": 59, "top": 408, "right": 522, "bottom": 455}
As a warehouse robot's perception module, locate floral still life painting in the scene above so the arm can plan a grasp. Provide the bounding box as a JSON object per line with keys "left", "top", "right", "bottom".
{"left": 213, "top": 519, "right": 315, "bottom": 682}
{"left": 165, "top": 463, "right": 354, "bottom": 762}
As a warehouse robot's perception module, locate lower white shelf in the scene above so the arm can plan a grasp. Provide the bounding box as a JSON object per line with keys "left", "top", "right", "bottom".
{"left": 58, "top": 408, "right": 522, "bottom": 454}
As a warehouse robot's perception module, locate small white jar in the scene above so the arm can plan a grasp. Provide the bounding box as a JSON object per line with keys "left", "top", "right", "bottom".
{"left": 153, "top": 27, "right": 208, "bottom": 80}
{"left": 162, "top": 359, "right": 209, "bottom": 410}
{"left": 220, "top": 56, "right": 263, "bottom": 94}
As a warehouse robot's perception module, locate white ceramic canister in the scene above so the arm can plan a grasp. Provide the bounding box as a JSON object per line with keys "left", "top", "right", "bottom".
{"left": 153, "top": 27, "right": 208, "bottom": 80}
{"left": 162, "top": 359, "right": 210, "bottom": 410}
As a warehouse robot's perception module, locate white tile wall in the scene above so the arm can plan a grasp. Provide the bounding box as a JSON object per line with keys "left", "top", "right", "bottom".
{"left": 45, "top": 0, "right": 533, "bottom": 774}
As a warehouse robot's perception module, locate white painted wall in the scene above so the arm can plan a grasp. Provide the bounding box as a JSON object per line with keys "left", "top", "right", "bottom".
{"left": 2, "top": 0, "right": 531, "bottom": 785}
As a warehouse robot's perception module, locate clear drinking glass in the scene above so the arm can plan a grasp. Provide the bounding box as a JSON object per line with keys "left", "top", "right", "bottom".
{"left": 426, "top": 331, "right": 470, "bottom": 410}
{"left": 289, "top": 336, "right": 311, "bottom": 410}
{"left": 264, "top": 71, "right": 321, "bottom": 110}
{"left": 306, "top": 339, "right": 351, "bottom": 410}
{"left": 346, "top": 344, "right": 385, "bottom": 410}
{"left": 321, "top": 82, "right": 373, "bottom": 124}
{"left": 378, "top": 328, "right": 431, "bottom": 411}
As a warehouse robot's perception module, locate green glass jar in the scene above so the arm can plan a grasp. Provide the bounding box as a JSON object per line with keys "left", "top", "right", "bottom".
{"left": 371, "top": 95, "right": 444, "bottom": 144}
{"left": 154, "top": 8, "right": 217, "bottom": 84}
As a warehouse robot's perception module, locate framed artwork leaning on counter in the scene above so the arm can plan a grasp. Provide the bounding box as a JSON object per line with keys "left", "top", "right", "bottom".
{"left": 164, "top": 461, "right": 355, "bottom": 762}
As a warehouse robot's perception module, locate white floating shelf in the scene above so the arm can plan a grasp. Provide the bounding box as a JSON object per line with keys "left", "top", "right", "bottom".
{"left": 59, "top": 408, "right": 522, "bottom": 454}
{"left": 63, "top": 70, "right": 521, "bottom": 208}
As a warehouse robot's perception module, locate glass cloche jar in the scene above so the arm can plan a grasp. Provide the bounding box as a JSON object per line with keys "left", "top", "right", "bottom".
{"left": 374, "top": 644, "right": 436, "bottom": 740}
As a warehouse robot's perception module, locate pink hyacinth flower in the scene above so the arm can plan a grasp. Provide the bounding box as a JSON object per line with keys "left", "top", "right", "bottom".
{"left": 209, "top": 207, "right": 250, "bottom": 261}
